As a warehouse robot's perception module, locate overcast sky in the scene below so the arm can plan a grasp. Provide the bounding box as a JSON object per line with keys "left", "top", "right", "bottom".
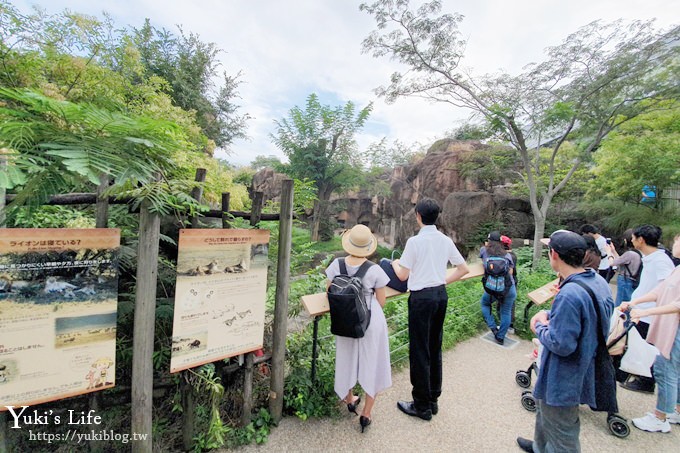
{"left": 12, "top": 0, "right": 679, "bottom": 166}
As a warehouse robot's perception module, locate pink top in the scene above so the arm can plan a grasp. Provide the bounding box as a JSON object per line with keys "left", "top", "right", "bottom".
{"left": 646, "top": 266, "right": 680, "bottom": 359}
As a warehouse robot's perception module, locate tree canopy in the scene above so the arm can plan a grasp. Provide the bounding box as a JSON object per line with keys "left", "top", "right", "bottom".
{"left": 590, "top": 104, "right": 680, "bottom": 205}
{"left": 0, "top": 2, "right": 251, "bottom": 210}
{"left": 271, "top": 93, "right": 372, "bottom": 240}
{"left": 361, "top": 0, "right": 680, "bottom": 263}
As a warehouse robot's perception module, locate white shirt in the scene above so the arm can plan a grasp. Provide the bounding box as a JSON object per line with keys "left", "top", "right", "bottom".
{"left": 595, "top": 236, "right": 609, "bottom": 270}
{"left": 399, "top": 225, "right": 465, "bottom": 291}
{"left": 631, "top": 249, "right": 675, "bottom": 324}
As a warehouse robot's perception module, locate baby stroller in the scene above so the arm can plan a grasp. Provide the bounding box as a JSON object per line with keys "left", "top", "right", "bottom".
{"left": 515, "top": 312, "right": 636, "bottom": 438}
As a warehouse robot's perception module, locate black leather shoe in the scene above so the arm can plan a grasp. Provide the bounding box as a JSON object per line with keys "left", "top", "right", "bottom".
{"left": 397, "top": 401, "right": 432, "bottom": 421}
{"left": 431, "top": 401, "right": 438, "bottom": 415}
{"left": 516, "top": 437, "right": 535, "bottom": 452}
{"left": 620, "top": 378, "right": 654, "bottom": 394}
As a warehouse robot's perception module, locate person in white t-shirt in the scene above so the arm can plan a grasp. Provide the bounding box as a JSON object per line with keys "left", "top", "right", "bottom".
{"left": 619, "top": 224, "right": 675, "bottom": 393}
{"left": 391, "top": 198, "right": 469, "bottom": 420}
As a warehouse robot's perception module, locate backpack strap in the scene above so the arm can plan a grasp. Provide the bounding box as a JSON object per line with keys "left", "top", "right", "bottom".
{"left": 355, "top": 260, "right": 375, "bottom": 279}
{"left": 565, "top": 280, "right": 606, "bottom": 347}
{"left": 338, "top": 258, "right": 348, "bottom": 275}
{"left": 621, "top": 250, "right": 642, "bottom": 282}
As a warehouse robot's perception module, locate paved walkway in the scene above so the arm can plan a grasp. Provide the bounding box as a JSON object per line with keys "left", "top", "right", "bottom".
{"left": 235, "top": 333, "right": 679, "bottom": 452}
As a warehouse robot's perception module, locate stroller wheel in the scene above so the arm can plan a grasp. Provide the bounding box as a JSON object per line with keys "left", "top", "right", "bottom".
{"left": 521, "top": 391, "right": 537, "bottom": 412}
{"left": 607, "top": 414, "right": 630, "bottom": 438}
{"left": 515, "top": 370, "right": 531, "bottom": 388}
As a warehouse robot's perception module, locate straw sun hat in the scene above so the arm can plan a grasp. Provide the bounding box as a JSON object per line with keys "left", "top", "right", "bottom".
{"left": 341, "top": 225, "right": 377, "bottom": 257}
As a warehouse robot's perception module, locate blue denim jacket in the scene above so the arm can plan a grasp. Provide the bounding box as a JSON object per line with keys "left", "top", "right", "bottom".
{"left": 533, "top": 269, "right": 613, "bottom": 407}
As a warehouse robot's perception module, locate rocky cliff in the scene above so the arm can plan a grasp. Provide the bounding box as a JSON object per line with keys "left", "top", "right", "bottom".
{"left": 252, "top": 139, "right": 534, "bottom": 253}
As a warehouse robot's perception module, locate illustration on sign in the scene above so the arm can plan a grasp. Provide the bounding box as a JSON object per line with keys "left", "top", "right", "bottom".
{"left": 171, "top": 229, "right": 269, "bottom": 373}
{"left": 0, "top": 229, "right": 120, "bottom": 409}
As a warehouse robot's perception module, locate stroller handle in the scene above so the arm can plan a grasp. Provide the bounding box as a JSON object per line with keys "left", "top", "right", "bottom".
{"left": 606, "top": 309, "right": 635, "bottom": 351}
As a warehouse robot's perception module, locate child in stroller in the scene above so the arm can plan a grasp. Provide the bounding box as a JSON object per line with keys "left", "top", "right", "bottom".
{"left": 515, "top": 311, "right": 635, "bottom": 438}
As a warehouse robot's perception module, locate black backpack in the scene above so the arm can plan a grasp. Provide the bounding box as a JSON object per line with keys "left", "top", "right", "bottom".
{"left": 659, "top": 245, "right": 680, "bottom": 267}
{"left": 328, "top": 259, "right": 374, "bottom": 338}
{"left": 481, "top": 256, "right": 512, "bottom": 300}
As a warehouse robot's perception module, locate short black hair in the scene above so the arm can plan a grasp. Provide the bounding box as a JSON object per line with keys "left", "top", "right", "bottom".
{"left": 580, "top": 224, "right": 599, "bottom": 235}
{"left": 554, "top": 247, "right": 586, "bottom": 267}
{"left": 415, "top": 198, "right": 440, "bottom": 225}
{"left": 633, "top": 224, "right": 662, "bottom": 247}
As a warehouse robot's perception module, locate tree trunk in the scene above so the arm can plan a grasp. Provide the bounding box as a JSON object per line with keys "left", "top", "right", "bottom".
{"left": 532, "top": 212, "right": 547, "bottom": 268}
{"left": 310, "top": 199, "right": 321, "bottom": 241}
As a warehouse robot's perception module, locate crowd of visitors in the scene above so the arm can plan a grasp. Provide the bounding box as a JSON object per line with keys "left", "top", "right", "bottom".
{"left": 323, "top": 207, "right": 679, "bottom": 451}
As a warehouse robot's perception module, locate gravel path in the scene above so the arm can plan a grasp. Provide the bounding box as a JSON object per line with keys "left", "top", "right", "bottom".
{"left": 233, "top": 333, "right": 679, "bottom": 452}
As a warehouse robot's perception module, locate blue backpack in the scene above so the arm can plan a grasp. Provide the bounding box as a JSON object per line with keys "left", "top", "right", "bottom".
{"left": 482, "top": 256, "right": 512, "bottom": 300}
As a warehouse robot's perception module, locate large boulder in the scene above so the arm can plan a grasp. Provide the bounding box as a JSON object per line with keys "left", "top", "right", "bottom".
{"left": 251, "top": 168, "right": 288, "bottom": 202}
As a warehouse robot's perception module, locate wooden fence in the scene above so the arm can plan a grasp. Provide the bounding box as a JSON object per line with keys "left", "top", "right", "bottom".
{"left": 0, "top": 169, "right": 294, "bottom": 452}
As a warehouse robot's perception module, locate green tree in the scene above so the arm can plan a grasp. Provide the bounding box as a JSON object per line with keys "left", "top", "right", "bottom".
{"left": 590, "top": 104, "right": 680, "bottom": 206}
{"left": 131, "top": 20, "right": 250, "bottom": 152}
{"left": 272, "top": 94, "right": 372, "bottom": 241}
{"left": 361, "top": 0, "right": 680, "bottom": 265}
{"left": 363, "top": 138, "right": 419, "bottom": 170}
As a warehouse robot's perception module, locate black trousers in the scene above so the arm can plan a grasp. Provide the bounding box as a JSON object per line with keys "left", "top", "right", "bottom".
{"left": 408, "top": 285, "right": 448, "bottom": 411}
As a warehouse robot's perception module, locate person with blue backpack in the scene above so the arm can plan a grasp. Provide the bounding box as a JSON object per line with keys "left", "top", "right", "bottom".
{"left": 480, "top": 231, "right": 516, "bottom": 345}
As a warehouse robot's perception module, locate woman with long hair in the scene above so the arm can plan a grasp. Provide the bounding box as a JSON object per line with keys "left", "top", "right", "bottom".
{"left": 479, "top": 231, "right": 517, "bottom": 345}
{"left": 609, "top": 229, "right": 642, "bottom": 307}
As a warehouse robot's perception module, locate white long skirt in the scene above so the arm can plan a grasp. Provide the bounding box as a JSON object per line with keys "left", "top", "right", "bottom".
{"left": 334, "top": 297, "right": 392, "bottom": 399}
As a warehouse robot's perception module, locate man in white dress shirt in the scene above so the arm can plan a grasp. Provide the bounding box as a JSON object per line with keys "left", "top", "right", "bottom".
{"left": 392, "top": 198, "right": 469, "bottom": 420}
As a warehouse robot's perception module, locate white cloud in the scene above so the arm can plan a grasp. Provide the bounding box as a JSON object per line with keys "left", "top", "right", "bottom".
{"left": 12, "top": 0, "right": 678, "bottom": 166}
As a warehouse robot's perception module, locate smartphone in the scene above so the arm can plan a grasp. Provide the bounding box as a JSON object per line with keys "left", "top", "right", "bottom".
{"left": 606, "top": 238, "right": 612, "bottom": 244}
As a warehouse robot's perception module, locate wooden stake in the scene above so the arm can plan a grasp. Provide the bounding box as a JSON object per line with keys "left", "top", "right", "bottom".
{"left": 221, "top": 193, "right": 231, "bottom": 229}
{"left": 131, "top": 197, "right": 161, "bottom": 453}
{"left": 250, "top": 191, "right": 264, "bottom": 227}
{"left": 90, "top": 172, "right": 109, "bottom": 452}
{"left": 190, "top": 168, "right": 207, "bottom": 228}
{"left": 269, "top": 179, "right": 293, "bottom": 422}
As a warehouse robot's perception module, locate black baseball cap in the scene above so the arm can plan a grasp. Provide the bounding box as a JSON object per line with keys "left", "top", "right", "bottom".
{"left": 487, "top": 231, "right": 502, "bottom": 241}
{"left": 548, "top": 230, "right": 587, "bottom": 254}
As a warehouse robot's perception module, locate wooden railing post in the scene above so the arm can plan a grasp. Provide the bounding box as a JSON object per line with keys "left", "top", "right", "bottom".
{"left": 131, "top": 196, "right": 161, "bottom": 453}
{"left": 250, "top": 191, "right": 264, "bottom": 227}
{"left": 90, "top": 172, "right": 110, "bottom": 452}
{"left": 180, "top": 168, "right": 207, "bottom": 451}
{"left": 0, "top": 152, "right": 7, "bottom": 453}
{"left": 269, "top": 179, "right": 293, "bottom": 423}
{"left": 190, "top": 168, "right": 207, "bottom": 229}
{"left": 221, "top": 192, "right": 231, "bottom": 229}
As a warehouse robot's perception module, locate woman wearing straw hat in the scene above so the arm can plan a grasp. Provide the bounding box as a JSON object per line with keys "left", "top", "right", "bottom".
{"left": 325, "top": 224, "right": 391, "bottom": 433}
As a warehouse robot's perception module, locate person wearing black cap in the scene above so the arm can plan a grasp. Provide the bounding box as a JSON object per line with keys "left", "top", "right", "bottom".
{"left": 517, "top": 230, "right": 614, "bottom": 453}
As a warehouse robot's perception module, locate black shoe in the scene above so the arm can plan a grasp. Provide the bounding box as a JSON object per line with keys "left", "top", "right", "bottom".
{"left": 516, "top": 437, "right": 535, "bottom": 453}
{"left": 346, "top": 396, "right": 361, "bottom": 415}
{"left": 431, "top": 401, "right": 438, "bottom": 415}
{"left": 359, "top": 415, "right": 371, "bottom": 433}
{"left": 491, "top": 326, "right": 499, "bottom": 336}
{"left": 397, "top": 401, "right": 432, "bottom": 421}
{"left": 620, "top": 378, "right": 654, "bottom": 394}
{"left": 495, "top": 334, "right": 505, "bottom": 345}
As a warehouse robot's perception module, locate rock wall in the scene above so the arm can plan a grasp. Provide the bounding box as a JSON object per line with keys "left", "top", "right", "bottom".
{"left": 251, "top": 139, "right": 535, "bottom": 253}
